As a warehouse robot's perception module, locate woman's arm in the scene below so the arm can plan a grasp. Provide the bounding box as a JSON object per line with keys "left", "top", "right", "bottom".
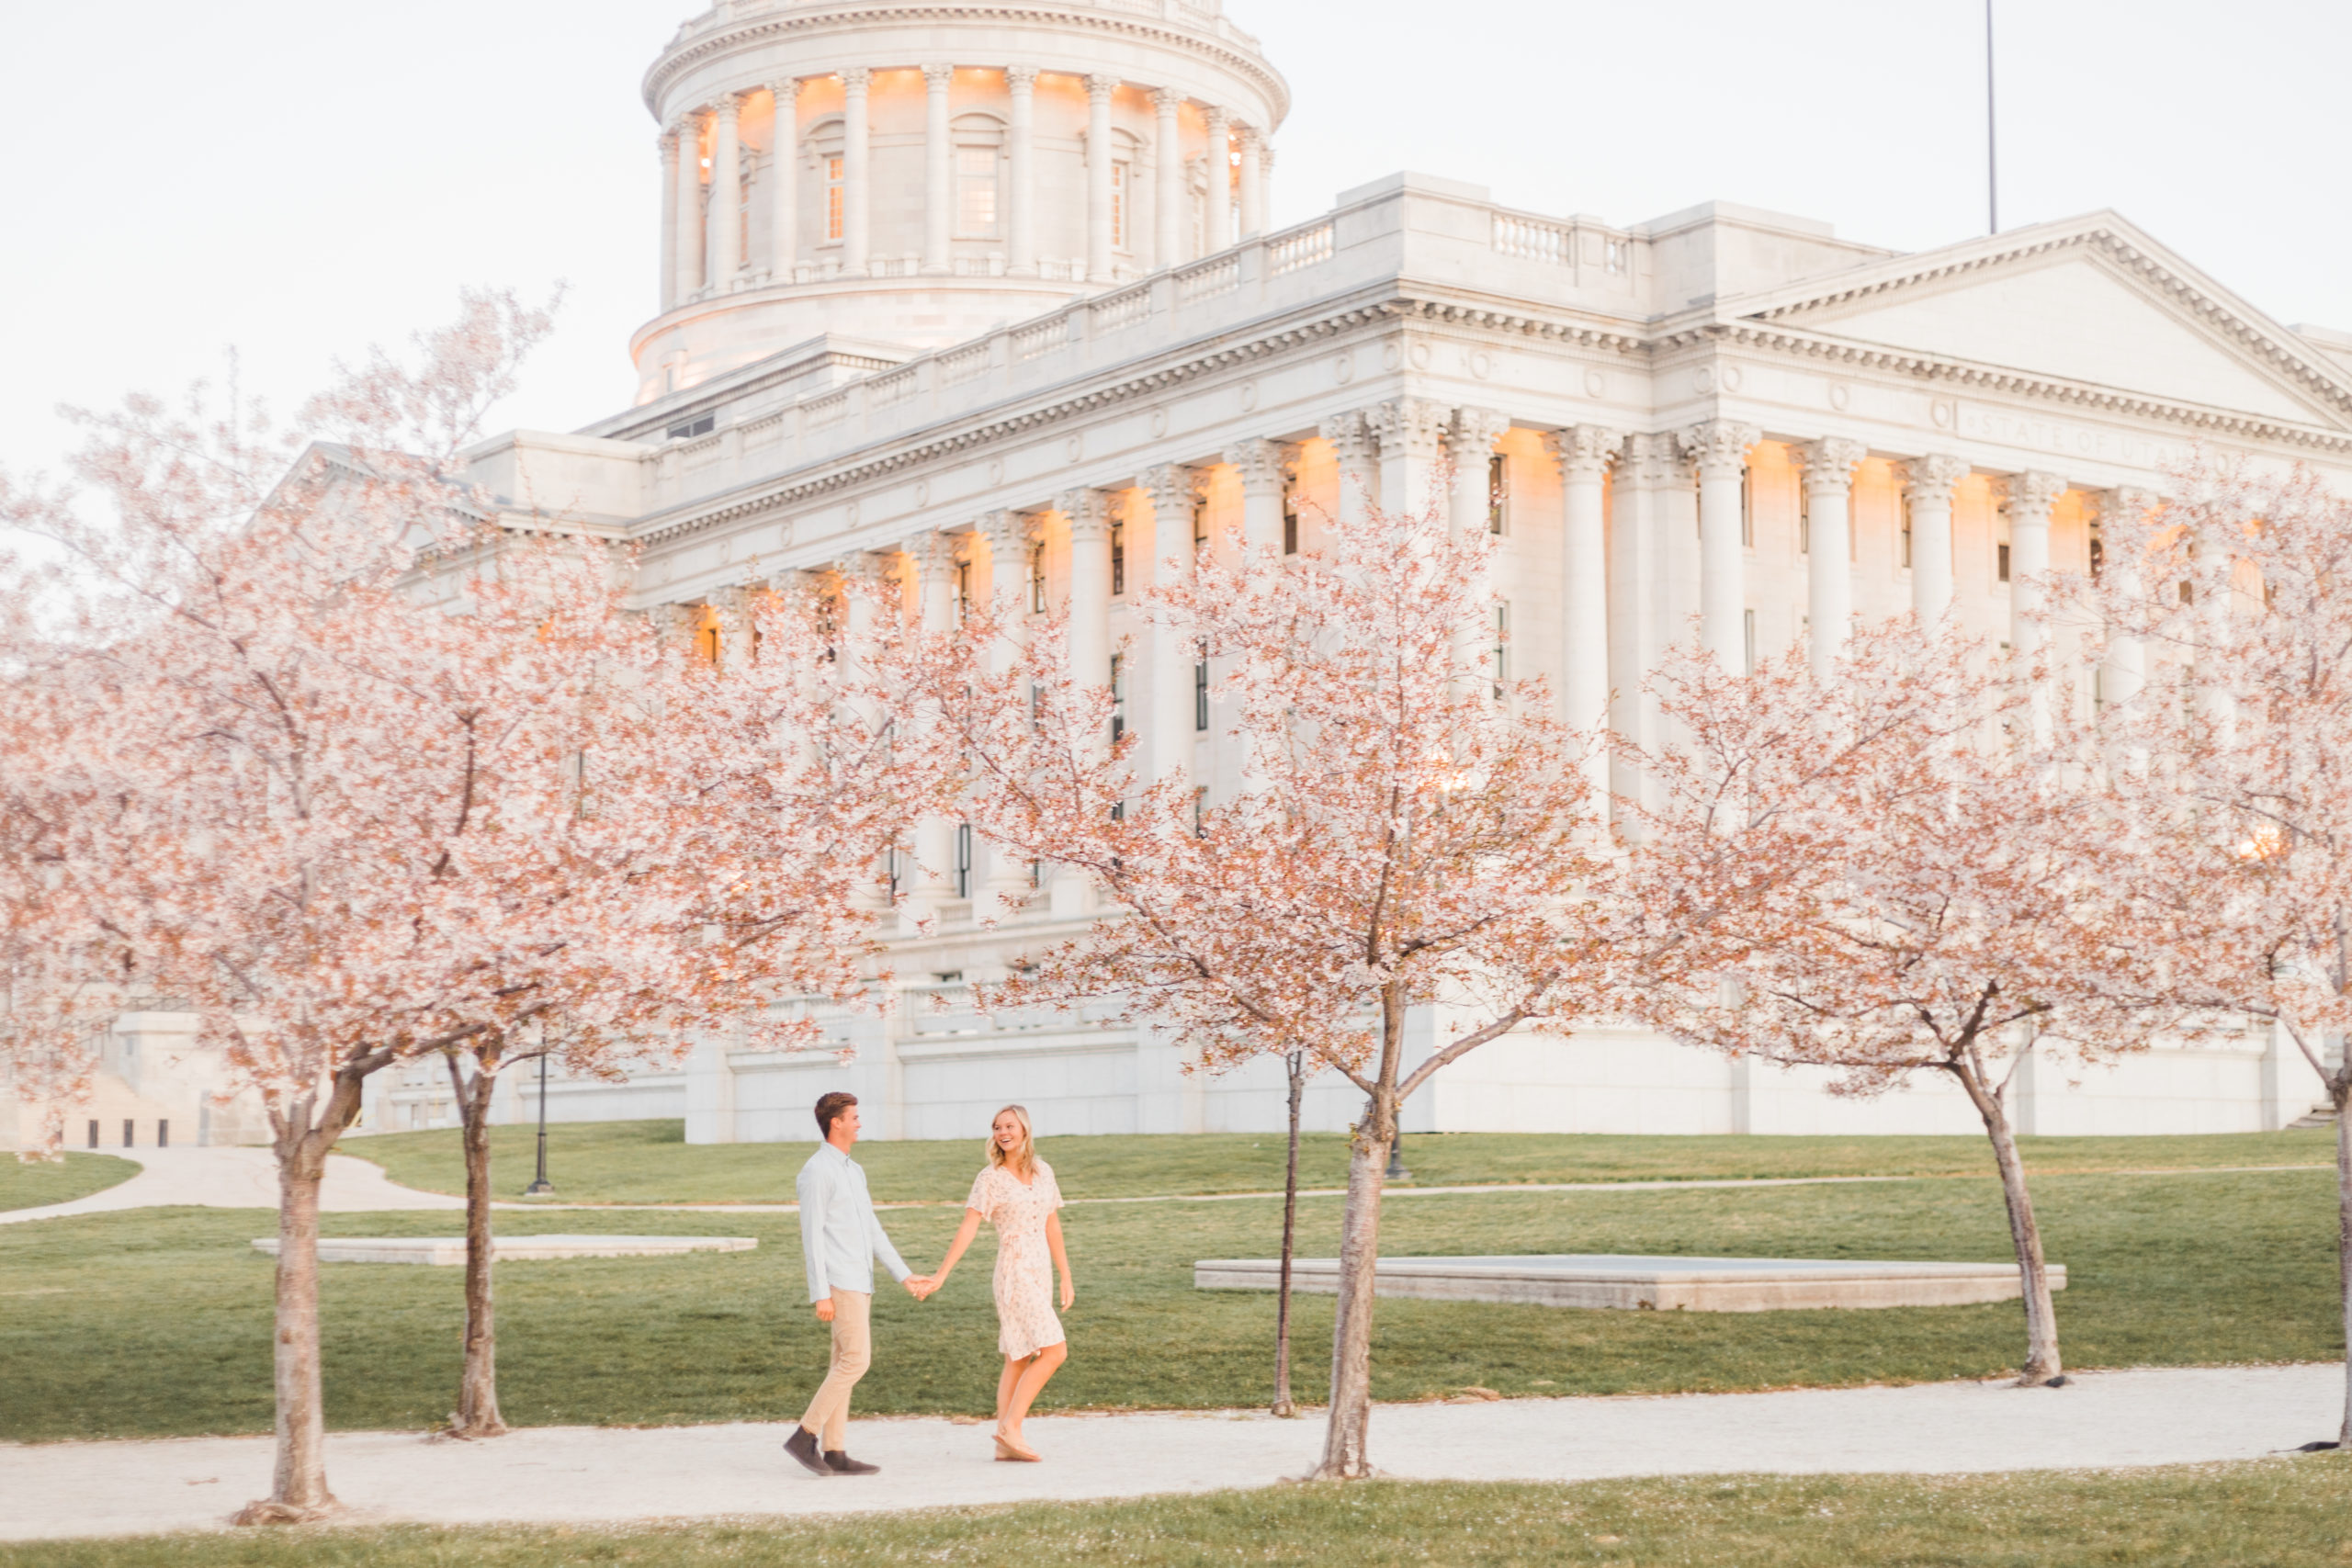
{"left": 1046, "top": 1210, "right": 1074, "bottom": 1310}
{"left": 921, "top": 1210, "right": 985, "bottom": 1298}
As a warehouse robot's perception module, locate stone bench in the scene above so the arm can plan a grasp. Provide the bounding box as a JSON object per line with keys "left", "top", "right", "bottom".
{"left": 1193, "top": 1254, "right": 2064, "bottom": 1312}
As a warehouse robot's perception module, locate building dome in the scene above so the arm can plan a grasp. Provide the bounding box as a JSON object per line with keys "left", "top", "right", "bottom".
{"left": 630, "top": 0, "right": 1290, "bottom": 403}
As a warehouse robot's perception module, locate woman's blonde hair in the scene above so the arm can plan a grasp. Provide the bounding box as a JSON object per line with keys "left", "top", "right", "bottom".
{"left": 987, "top": 1104, "right": 1037, "bottom": 1179}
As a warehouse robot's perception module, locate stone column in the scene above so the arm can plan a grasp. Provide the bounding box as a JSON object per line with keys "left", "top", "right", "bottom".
{"left": 1370, "top": 398, "right": 1452, "bottom": 525}
{"left": 1006, "top": 66, "right": 1037, "bottom": 276}
{"left": 2100, "top": 485, "right": 2159, "bottom": 714}
{"left": 707, "top": 95, "right": 744, "bottom": 291}
{"left": 2004, "top": 470, "right": 2066, "bottom": 667}
{"left": 1685, "top": 420, "right": 1758, "bottom": 671}
{"left": 978, "top": 509, "right": 1035, "bottom": 913}
{"left": 658, "top": 128, "right": 681, "bottom": 312}
{"left": 1226, "top": 438, "right": 1288, "bottom": 556}
{"left": 1548, "top": 429, "right": 1621, "bottom": 751}
{"left": 1152, "top": 89, "right": 1185, "bottom": 270}
{"left": 842, "top": 68, "right": 871, "bottom": 276}
{"left": 922, "top": 65, "right": 955, "bottom": 276}
{"left": 1449, "top": 408, "right": 1510, "bottom": 694}
{"left": 1236, "top": 125, "right": 1263, "bottom": 237}
{"left": 1616, "top": 432, "right": 1687, "bottom": 809}
{"left": 1904, "top": 455, "right": 1967, "bottom": 625}
{"left": 768, "top": 80, "right": 799, "bottom": 281}
{"left": 1802, "top": 438, "right": 1868, "bottom": 678}
{"left": 832, "top": 554, "right": 893, "bottom": 914}
{"left": 1085, "top": 74, "right": 1117, "bottom": 282}
{"left": 1059, "top": 489, "right": 1115, "bottom": 918}
{"left": 1319, "top": 411, "right": 1376, "bottom": 529}
{"left": 1203, "top": 107, "right": 1232, "bottom": 252}
{"left": 906, "top": 531, "right": 961, "bottom": 931}
{"left": 1143, "top": 464, "right": 1199, "bottom": 791}
{"left": 1259, "top": 143, "right": 1275, "bottom": 229}
{"left": 672, "top": 114, "right": 706, "bottom": 303}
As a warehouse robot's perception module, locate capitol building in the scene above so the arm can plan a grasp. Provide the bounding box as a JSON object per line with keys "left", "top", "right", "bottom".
{"left": 36, "top": 0, "right": 2352, "bottom": 1152}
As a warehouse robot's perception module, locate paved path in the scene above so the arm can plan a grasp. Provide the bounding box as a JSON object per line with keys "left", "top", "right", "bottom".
{"left": 0, "top": 1146, "right": 466, "bottom": 1226}
{"left": 2, "top": 1364, "right": 2335, "bottom": 1540}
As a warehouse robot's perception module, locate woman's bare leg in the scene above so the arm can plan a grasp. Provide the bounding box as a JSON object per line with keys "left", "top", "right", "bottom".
{"left": 995, "top": 1355, "right": 1023, "bottom": 1431}
{"left": 1001, "top": 1341, "right": 1068, "bottom": 1442}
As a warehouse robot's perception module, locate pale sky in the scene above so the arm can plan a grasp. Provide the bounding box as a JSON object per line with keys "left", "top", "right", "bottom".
{"left": 3, "top": 0, "right": 2344, "bottom": 480}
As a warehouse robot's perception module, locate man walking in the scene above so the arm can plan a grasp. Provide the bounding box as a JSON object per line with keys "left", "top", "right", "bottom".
{"left": 786, "top": 1090, "right": 925, "bottom": 1478}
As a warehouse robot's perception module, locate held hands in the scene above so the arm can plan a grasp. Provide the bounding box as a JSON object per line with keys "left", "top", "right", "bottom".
{"left": 903, "top": 1274, "right": 935, "bottom": 1300}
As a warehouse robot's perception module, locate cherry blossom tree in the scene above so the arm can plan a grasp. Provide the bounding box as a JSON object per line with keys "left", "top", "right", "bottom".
{"left": 0, "top": 295, "right": 933, "bottom": 1516}
{"left": 1626, "top": 617, "right": 2178, "bottom": 1386}
{"left": 2057, "top": 461, "right": 2352, "bottom": 1444}
{"left": 908, "top": 498, "right": 1631, "bottom": 1479}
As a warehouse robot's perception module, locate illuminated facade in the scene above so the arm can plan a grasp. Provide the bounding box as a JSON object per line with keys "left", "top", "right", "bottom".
{"left": 369, "top": 0, "right": 2352, "bottom": 1145}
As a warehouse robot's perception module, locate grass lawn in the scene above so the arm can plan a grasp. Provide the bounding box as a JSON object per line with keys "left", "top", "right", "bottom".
{"left": 0, "top": 1162, "right": 2337, "bottom": 1443}
{"left": 342, "top": 1118, "right": 2339, "bottom": 1206}
{"left": 0, "top": 1151, "right": 139, "bottom": 1212}
{"left": 9, "top": 1462, "right": 2352, "bottom": 1568}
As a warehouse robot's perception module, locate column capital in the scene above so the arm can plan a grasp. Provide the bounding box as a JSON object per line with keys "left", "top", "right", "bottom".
{"left": 1235, "top": 123, "right": 1262, "bottom": 152}
{"left": 1004, "top": 63, "right": 1038, "bottom": 92}
{"left": 839, "top": 66, "right": 870, "bottom": 91}
{"left": 1151, "top": 85, "right": 1184, "bottom": 114}
{"left": 1800, "top": 436, "right": 1869, "bottom": 491}
{"left": 713, "top": 93, "right": 743, "bottom": 124}
{"left": 1622, "top": 431, "right": 1687, "bottom": 488}
{"left": 978, "top": 508, "right": 1031, "bottom": 562}
{"left": 671, "top": 111, "right": 706, "bottom": 140}
{"left": 1903, "top": 453, "right": 1969, "bottom": 498}
{"left": 2108, "top": 484, "right": 2163, "bottom": 521}
{"left": 771, "top": 76, "right": 800, "bottom": 104}
{"left": 1317, "top": 410, "right": 1374, "bottom": 468}
{"left": 1224, "top": 439, "right": 1290, "bottom": 494}
{"left": 1058, "top": 487, "right": 1114, "bottom": 543}
{"left": 1368, "top": 397, "right": 1452, "bottom": 464}
{"left": 1680, "top": 419, "right": 1759, "bottom": 479}
{"left": 1999, "top": 470, "right": 2068, "bottom": 518}
{"left": 658, "top": 125, "right": 680, "bottom": 152}
{"left": 1204, "top": 103, "right": 1230, "bottom": 130}
{"left": 1543, "top": 424, "right": 1623, "bottom": 479}
{"left": 827, "top": 550, "right": 888, "bottom": 586}
{"left": 1449, "top": 406, "right": 1511, "bottom": 461}
{"left": 906, "top": 528, "right": 956, "bottom": 577}
{"left": 922, "top": 62, "right": 955, "bottom": 90}
{"left": 1084, "top": 73, "right": 1119, "bottom": 103}
{"left": 1142, "top": 462, "right": 1201, "bottom": 518}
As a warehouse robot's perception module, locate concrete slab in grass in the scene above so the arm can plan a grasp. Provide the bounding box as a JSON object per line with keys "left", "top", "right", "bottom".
{"left": 1193, "top": 1254, "right": 2063, "bottom": 1312}
{"left": 252, "top": 1235, "right": 758, "bottom": 1265}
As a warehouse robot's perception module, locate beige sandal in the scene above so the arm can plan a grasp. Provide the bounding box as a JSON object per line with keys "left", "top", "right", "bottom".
{"left": 993, "top": 1430, "right": 1040, "bottom": 1462}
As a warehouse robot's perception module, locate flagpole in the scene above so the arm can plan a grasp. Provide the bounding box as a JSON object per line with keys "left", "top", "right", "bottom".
{"left": 1985, "top": 0, "right": 1999, "bottom": 233}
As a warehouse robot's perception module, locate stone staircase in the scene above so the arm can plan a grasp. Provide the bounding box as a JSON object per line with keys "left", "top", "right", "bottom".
{"left": 2288, "top": 1102, "right": 2341, "bottom": 1130}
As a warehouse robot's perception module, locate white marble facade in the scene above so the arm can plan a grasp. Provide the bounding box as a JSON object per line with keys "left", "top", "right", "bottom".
{"left": 390, "top": 0, "right": 2348, "bottom": 1145}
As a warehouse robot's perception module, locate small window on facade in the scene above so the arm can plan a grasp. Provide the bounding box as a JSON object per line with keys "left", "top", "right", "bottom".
{"left": 1998, "top": 544, "right": 2012, "bottom": 582}
{"left": 1740, "top": 468, "right": 1754, "bottom": 547}
{"left": 695, "top": 609, "right": 723, "bottom": 666}
{"left": 955, "top": 559, "right": 971, "bottom": 622}
{"left": 1193, "top": 498, "right": 1208, "bottom": 555}
{"left": 1899, "top": 491, "right": 1913, "bottom": 570}
{"left": 1488, "top": 453, "right": 1508, "bottom": 535}
{"left": 1194, "top": 647, "right": 1209, "bottom": 731}
{"left": 1492, "top": 601, "right": 1509, "bottom": 697}
{"left": 1743, "top": 609, "right": 1757, "bottom": 676}
{"left": 2178, "top": 579, "right": 2193, "bottom": 604}
{"left": 86, "top": 1119, "right": 97, "bottom": 1150}
{"left": 1193, "top": 784, "right": 1207, "bottom": 838}
{"left": 955, "top": 823, "right": 973, "bottom": 897}
{"left": 1111, "top": 161, "right": 1130, "bottom": 250}
{"left": 1110, "top": 654, "right": 1125, "bottom": 744}
{"left": 1111, "top": 522, "right": 1125, "bottom": 595}
{"left": 665, "top": 413, "right": 715, "bottom": 440}
{"left": 156, "top": 1120, "right": 168, "bottom": 1149}
{"left": 1282, "top": 487, "right": 1299, "bottom": 555}
{"left": 825, "top": 153, "right": 844, "bottom": 242}
{"left": 2088, "top": 524, "right": 2104, "bottom": 580}
{"left": 956, "top": 145, "right": 998, "bottom": 237}
{"left": 1798, "top": 478, "right": 1811, "bottom": 556}
{"left": 1030, "top": 542, "right": 1047, "bottom": 614}
{"left": 122, "top": 1118, "right": 135, "bottom": 1149}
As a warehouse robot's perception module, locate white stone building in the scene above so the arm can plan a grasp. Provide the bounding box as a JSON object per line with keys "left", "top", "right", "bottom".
{"left": 362, "top": 0, "right": 2352, "bottom": 1144}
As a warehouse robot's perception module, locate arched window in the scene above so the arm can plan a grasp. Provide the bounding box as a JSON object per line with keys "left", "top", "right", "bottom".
{"left": 950, "top": 112, "right": 1006, "bottom": 242}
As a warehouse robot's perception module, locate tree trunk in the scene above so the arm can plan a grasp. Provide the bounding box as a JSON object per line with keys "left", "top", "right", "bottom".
{"left": 1272, "top": 1049, "right": 1306, "bottom": 1418}
{"left": 448, "top": 1055, "right": 508, "bottom": 1438}
{"left": 1953, "top": 1055, "right": 2064, "bottom": 1386}
{"left": 1313, "top": 1093, "right": 1391, "bottom": 1479}
{"left": 235, "top": 1130, "right": 337, "bottom": 1523}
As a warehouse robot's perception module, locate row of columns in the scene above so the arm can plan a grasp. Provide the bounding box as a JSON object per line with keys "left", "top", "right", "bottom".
{"left": 661, "top": 69, "right": 1274, "bottom": 309}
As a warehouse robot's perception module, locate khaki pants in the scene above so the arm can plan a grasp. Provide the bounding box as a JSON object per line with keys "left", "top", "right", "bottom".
{"left": 799, "top": 1289, "right": 872, "bottom": 1450}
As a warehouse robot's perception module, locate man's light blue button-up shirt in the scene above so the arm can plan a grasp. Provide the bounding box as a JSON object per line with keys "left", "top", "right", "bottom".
{"left": 797, "top": 1141, "right": 911, "bottom": 1302}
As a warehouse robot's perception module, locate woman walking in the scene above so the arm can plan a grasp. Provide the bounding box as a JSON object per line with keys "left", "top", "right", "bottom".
{"left": 916, "top": 1105, "right": 1074, "bottom": 1461}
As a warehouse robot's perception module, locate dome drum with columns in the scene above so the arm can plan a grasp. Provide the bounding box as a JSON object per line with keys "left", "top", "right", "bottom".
{"left": 316, "top": 3, "right": 2352, "bottom": 1151}
{"left": 634, "top": 0, "right": 1286, "bottom": 403}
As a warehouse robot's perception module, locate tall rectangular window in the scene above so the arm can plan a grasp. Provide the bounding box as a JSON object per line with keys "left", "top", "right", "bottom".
{"left": 1797, "top": 479, "right": 1810, "bottom": 556}
{"left": 955, "top": 559, "right": 971, "bottom": 622}
{"left": 1493, "top": 601, "right": 1510, "bottom": 697}
{"left": 825, "top": 154, "right": 844, "bottom": 242}
{"left": 1488, "top": 453, "right": 1508, "bottom": 535}
{"left": 1899, "top": 491, "right": 1913, "bottom": 570}
{"left": 1193, "top": 499, "right": 1207, "bottom": 555}
{"left": 1282, "top": 488, "right": 1299, "bottom": 555}
{"left": 1030, "top": 542, "right": 1047, "bottom": 613}
{"left": 1109, "top": 654, "right": 1125, "bottom": 744}
{"left": 1740, "top": 468, "right": 1754, "bottom": 547}
{"left": 955, "top": 823, "right": 973, "bottom": 897}
{"left": 1743, "top": 609, "right": 1756, "bottom": 675}
{"left": 956, "top": 145, "right": 998, "bottom": 237}
{"left": 1193, "top": 785, "right": 1207, "bottom": 838}
{"left": 1111, "top": 522, "right": 1125, "bottom": 595}
{"left": 1997, "top": 543, "right": 2011, "bottom": 582}
{"left": 1195, "top": 643, "right": 1209, "bottom": 731}
{"left": 1111, "top": 161, "right": 1130, "bottom": 249}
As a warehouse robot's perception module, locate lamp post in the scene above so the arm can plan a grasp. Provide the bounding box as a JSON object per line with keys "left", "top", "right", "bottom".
{"left": 523, "top": 1051, "right": 554, "bottom": 1197}
{"left": 1384, "top": 1128, "right": 1410, "bottom": 1181}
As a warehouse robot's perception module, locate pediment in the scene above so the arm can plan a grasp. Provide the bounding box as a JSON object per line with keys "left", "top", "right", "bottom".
{"left": 1736, "top": 221, "right": 2352, "bottom": 432}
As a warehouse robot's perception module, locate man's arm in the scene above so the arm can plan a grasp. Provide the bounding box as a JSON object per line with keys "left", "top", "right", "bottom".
{"left": 858, "top": 1172, "right": 913, "bottom": 1284}
{"left": 797, "top": 1164, "right": 831, "bottom": 1303}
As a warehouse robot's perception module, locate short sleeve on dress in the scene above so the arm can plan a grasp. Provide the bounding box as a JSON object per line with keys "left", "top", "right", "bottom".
{"left": 1039, "top": 1163, "right": 1063, "bottom": 1211}
{"left": 965, "top": 1167, "right": 996, "bottom": 1219}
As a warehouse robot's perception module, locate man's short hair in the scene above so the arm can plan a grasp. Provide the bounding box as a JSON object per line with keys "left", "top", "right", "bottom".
{"left": 814, "top": 1091, "right": 858, "bottom": 1137}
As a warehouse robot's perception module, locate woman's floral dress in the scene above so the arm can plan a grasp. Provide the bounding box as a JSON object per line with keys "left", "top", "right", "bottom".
{"left": 966, "top": 1160, "right": 1065, "bottom": 1359}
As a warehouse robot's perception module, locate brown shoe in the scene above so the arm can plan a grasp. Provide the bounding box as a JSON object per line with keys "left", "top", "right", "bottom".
{"left": 825, "top": 1450, "right": 880, "bottom": 1475}
{"left": 783, "top": 1425, "right": 831, "bottom": 1477}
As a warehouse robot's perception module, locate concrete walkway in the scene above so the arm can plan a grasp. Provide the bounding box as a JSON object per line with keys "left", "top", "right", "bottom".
{"left": 3, "top": 1364, "right": 2336, "bottom": 1541}
{"left": 0, "top": 1146, "right": 466, "bottom": 1226}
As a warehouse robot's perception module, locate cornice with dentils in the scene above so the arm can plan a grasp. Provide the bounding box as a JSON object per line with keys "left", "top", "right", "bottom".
{"left": 643, "top": 3, "right": 1290, "bottom": 126}
{"left": 1719, "top": 215, "right": 2352, "bottom": 423}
